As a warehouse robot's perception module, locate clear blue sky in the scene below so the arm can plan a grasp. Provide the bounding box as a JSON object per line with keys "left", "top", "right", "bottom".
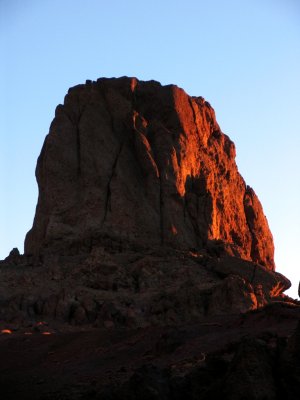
{"left": 1, "top": 0, "right": 299, "bottom": 297}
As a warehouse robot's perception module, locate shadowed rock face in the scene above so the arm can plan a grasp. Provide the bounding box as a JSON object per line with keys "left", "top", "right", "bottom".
{"left": 25, "top": 77, "right": 274, "bottom": 269}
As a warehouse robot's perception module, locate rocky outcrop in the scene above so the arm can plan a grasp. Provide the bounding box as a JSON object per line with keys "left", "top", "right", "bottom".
{"left": 0, "top": 77, "right": 299, "bottom": 399}
{"left": 1, "top": 77, "right": 294, "bottom": 330}
{"left": 25, "top": 77, "right": 274, "bottom": 269}
{"left": 0, "top": 248, "right": 291, "bottom": 331}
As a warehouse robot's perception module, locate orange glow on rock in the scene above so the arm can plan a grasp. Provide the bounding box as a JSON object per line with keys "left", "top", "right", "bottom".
{"left": 130, "top": 78, "right": 137, "bottom": 92}
{"left": 171, "top": 225, "right": 178, "bottom": 235}
{"left": 42, "top": 332, "right": 52, "bottom": 335}
{"left": 1, "top": 329, "right": 12, "bottom": 334}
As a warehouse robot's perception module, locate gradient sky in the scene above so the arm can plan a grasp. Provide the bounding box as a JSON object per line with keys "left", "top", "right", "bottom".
{"left": 1, "top": 0, "right": 299, "bottom": 297}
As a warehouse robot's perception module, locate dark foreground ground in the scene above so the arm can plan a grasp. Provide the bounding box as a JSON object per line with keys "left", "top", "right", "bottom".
{"left": 0, "top": 302, "right": 299, "bottom": 400}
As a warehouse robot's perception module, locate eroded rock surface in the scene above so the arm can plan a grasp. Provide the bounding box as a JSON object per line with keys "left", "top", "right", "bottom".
{"left": 24, "top": 77, "right": 274, "bottom": 269}
{"left": 1, "top": 77, "right": 299, "bottom": 399}
{"left": 0, "top": 247, "right": 292, "bottom": 331}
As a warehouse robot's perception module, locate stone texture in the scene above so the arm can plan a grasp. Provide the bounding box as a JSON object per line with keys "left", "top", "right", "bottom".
{"left": 24, "top": 77, "right": 275, "bottom": 269}
{"left": 223, "top": 339, "right": 277, "bottom": 400}
{"left": 208, "top": 256, "right": 291, "bottom": 301}
{"left": 1, "top": 77, "right": 299, "bottom": 399}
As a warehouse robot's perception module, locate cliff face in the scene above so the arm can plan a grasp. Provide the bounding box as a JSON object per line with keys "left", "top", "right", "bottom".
{"left": 25, "top": 77, "right": 274, "bottom": 269}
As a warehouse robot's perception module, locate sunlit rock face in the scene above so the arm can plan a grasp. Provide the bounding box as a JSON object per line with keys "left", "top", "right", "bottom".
{"left": 25, "top": 77, "right": 274, "bottom": 269}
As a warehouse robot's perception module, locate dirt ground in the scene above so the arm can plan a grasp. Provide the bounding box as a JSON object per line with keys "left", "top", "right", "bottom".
{"left": 1, "top": 303, "right": 299, "bottom": 399}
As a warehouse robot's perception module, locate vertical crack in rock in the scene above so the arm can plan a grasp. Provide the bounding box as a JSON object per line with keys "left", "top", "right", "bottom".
{"left": 59, "top": 110, "right": 82, "bottom": 177}
{"left": 102, "top": 141, "right": 125, "bottom": 224}
{"left": 243, "top": 186, "right": 258, "bottom": 264}
{"left": 159, "top": 174, "right": 164, "bottom": 245}
{"left": 184, "top": 189, "right": 201, "bottom": 247}
{"left": 63, "top": 99, "right": 88, "bottom": 177}
{"left": 250, "top": 263, "right": 257, "bottom": 284}
{"left": 149, "top": 141, "right": 164, "bottom": 245}
{"left": 188, "top": 98, "right": 201, "bottom": 139}
{"left": 76, "top": 123, "right": 81, "bottom": 176}
{"left": 193, "top": 195, "right": 201, "bottom": 247}
{"left": 73, "top": 94, "right": 89, "bottom": 177}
